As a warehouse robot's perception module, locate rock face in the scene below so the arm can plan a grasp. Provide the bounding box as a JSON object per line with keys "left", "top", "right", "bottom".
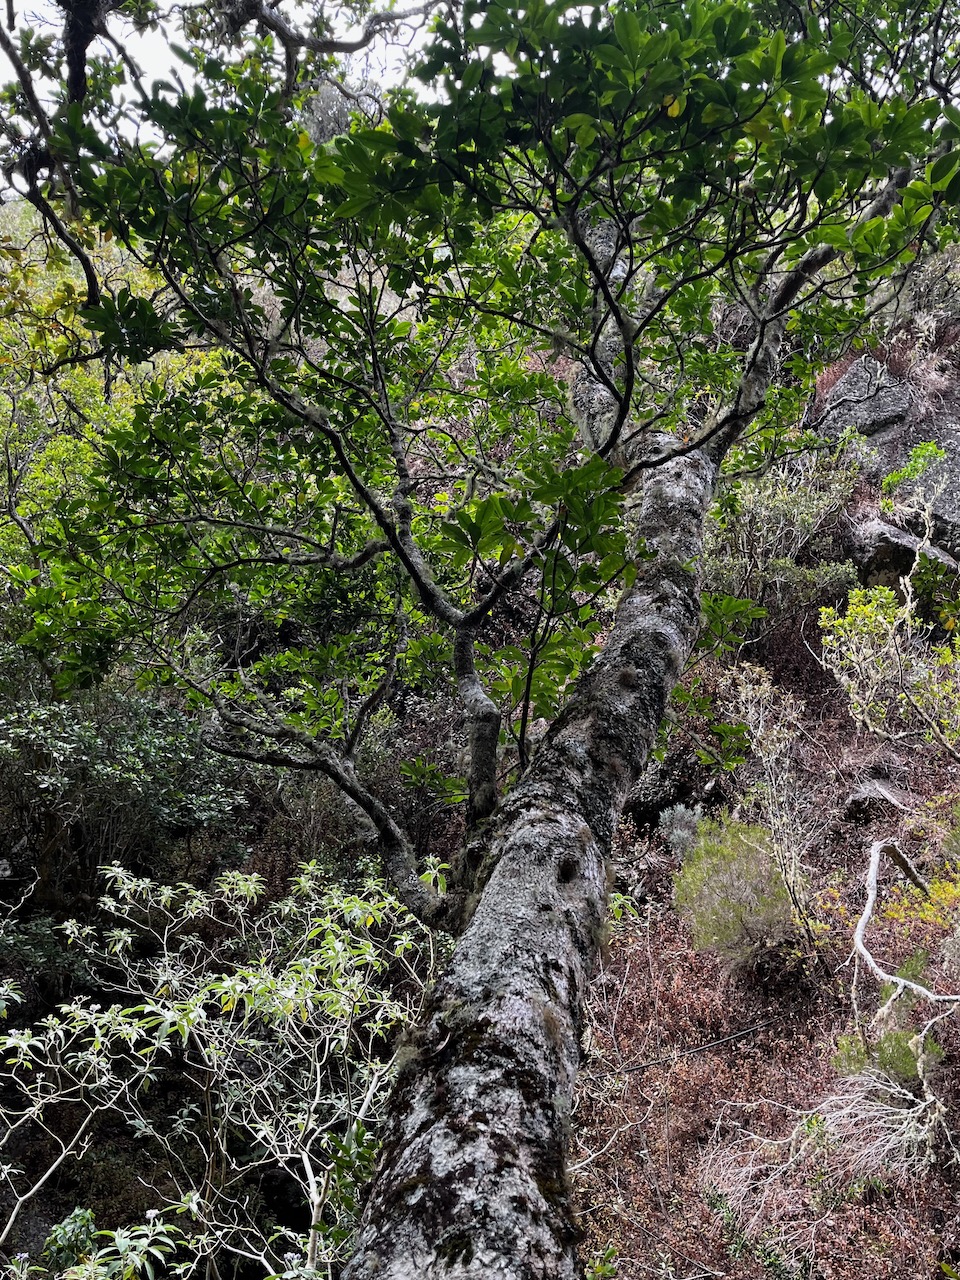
{"left": 817, "top": 340, "right": 960, "bottom": 571}
{"left": 818, "top": 357, "right": 915, "bottom": 441}
{"left": 850, "top": 516, "right": 958, "bottom": 588}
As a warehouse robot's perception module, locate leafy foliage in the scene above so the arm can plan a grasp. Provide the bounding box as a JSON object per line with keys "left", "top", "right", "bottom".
{"left": 0, "top": 664, "right": 245, "bottom": 905}
{"left": 833, "top": 1028, "right": 943, "bottom": 1082}
{"left": 880, "top": 439, "right": 948, "bottom": 498}
{"left": 820, "top": 585, "right": 960, "bottom": 753}
{"left": 1, "top": 0, "right": 959, "bottom": 1268}
{"left": 1, "top": 864, "right": 435, "bottom": 1277}
{"left": 0, "top": 0, "right": 949, "bottom": 815}
{"left": 703, "top": 445, "right": 858, "bottom": 633}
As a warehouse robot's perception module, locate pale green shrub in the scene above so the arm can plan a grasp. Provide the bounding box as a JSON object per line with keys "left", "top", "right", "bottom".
{"left": 674, "top": 818, "right": 796, "bottom": 973}
{"left": 820, "top": 585, "right": 960, "bottom": 755}
{"left": 703, "top": 447, "right": 857, "bottom": 630}
{"left": 0, "top": 864, "right": 435, "bottom": 1277}
{"left": 833, "top": 1029, "right": 943, "bottom": 1082}
{"left": 658, "top": 802, "right": 702, "bottom": 855}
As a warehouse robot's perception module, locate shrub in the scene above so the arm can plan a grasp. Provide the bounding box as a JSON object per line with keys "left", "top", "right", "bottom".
{"left": 704, "top": 1069, "right": 950, "bottom": 1266}
{"left": 42, "top": 1207, "right": 97, "bottom": 1272}
{"left": 702, "top": 447, "right": 857, "bottom": 634}
{"left": 833, "top": 1029, "right": 943, "bottom": 1083}
{"left": 658, "top": 802, "right": 703, "bottom": 856}
{"left": 820, "top": 584, "right": 960, "bottom": 756}
{"left": 0, "top": 864, "right": 435, "bottom": 1276}
{"left": 674, "top": 818, "right": 796, "bottom": 974}
{"left": 2, "top": 913, "right": 91, "bottom": 1004}
{"left": 0, "top": 674, "right": 247, "bottom": 904}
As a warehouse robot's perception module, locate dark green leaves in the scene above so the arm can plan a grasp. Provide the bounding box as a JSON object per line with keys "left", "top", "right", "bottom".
{"left": 82, "top": 289, "right": 181, "bottom": 362}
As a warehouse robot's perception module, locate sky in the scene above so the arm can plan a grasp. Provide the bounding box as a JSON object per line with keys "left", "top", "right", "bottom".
{"left": 10, "top": 0, "right": 420, "bottom": 119}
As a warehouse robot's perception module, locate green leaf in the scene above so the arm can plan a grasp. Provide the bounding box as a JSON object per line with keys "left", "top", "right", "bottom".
{"left": 594, "top": 43, "right": 632, "bottom": 71}
{"left": 332, "top": 194, "right": 375, "bottom": 218}
{"left": 930, "top": 151, "right": 959, "bottom": 186}
{"left": 613, "top": 9, "right": 641, "bottom": 60}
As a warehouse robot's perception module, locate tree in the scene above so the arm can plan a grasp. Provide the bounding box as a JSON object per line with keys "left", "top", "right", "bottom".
{"left": 1, "top": 0, "right": 959, "bottom": 1273}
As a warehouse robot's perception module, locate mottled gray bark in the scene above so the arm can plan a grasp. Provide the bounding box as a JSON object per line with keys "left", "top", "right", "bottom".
{"left": 343, "top": 444, "right": 716, "bottom": 1280}
{"left": 342, "top": 159, "right": 911, "bottom": 1277}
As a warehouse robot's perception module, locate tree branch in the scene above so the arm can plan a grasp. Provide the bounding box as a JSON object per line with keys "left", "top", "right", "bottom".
{"left": 853, "top": 838, "right": 960, "bottom": 1006}
{"left": 453, "top": 625, "right": 500, "bottom": 833}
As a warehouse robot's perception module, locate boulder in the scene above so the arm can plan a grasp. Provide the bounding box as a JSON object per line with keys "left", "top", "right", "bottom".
{"left": 819, "top": 349, "right": 960, "bottom": 562}
{"left": 851, "top": 516, "right": 959, "bottom": 587}
{"left": 818, "top": 357, "right": 914, "bottom": 440}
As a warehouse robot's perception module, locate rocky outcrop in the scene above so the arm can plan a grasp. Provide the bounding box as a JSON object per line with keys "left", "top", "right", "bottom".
{"left": 817, "top": 340, "right": 960, "bottom": 570}
{"left": 850, "top": 516, "right": 959, "bottom": 587}
{"left": 817, "top": 357, "right": 915, "bottom": 441}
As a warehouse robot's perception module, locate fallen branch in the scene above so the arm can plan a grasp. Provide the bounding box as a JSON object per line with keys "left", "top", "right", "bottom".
{"left": 853, "top": 839, "right": 960, "bottom": 1007}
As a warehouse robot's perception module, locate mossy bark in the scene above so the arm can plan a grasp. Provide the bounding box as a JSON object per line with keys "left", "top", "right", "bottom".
{"left": 343, "top": 445, "right": 716, "bottom": 1280}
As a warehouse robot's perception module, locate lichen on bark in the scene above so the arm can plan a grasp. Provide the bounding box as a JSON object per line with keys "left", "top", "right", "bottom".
{"left": 343, "top": 446, "right": 718, "bottom": 1280}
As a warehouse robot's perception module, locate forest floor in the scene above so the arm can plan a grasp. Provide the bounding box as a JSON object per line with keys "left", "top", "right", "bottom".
{"left": 573, "top": 635, "right": 960, "bottom": 1280}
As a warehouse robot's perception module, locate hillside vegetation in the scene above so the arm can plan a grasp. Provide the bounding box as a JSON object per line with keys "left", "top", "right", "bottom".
{"left": 2, "top": 0, "right": 960, "bottom": 1276}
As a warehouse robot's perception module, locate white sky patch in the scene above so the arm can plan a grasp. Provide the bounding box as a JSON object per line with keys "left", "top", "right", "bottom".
{"left": 7, "top": 0, "right": 423, "bottom": 120}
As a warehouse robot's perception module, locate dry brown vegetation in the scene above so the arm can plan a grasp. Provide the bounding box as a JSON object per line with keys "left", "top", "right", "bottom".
{"left": 573, "top": 624, "right": 960, "bottom": 1279}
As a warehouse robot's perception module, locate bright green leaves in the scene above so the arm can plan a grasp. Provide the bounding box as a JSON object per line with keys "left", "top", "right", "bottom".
{"left": 399, "top": 0, "right": 945, "bottom": 297}
{"left": 332, "top": 129, "right": 415, "bottom": 222}
{"left": 75, "top": 77, "right": 354, "bottom": 362}
{"left": 229, "top": 640, "right": 393, "bottom": 743}
{"left": 942, "top": 100, "right": 960, "bottom": 135}
{"left": 486, "top": 617, "right": 602, "bottom": 726}
{"left": 600, "top": 8, "right": 691, "bottom": 92}
{"left": 525, "top": 454, "right": 627, "bottom": 560}
{"left": 465, "top": 458, "right": 630, "bottom": 737}
{"left": 707, "top": 4, "right": 760, "bottom": 58}
{"left": 400, "top": 756, "right": 468, "bottom": 806}
{"left": 697, "top": 592, "right": 767, "bottom": 658}
{"left": 360, "top": 0, "right": 949, "bottom": 452}
{"left": 434, "top": 454, "right": 626, "bottom": 578}
{"left": 436, "top": 493, "right": 533, "bottom": 570}
{"left": 669, "top": 680, "right": 751, "bottom": 769}
{"left": 930, "top": 150, "right": 960, "bottom": 188}
{"left": 15, "top": 563, "right": 119, "bottom": 693}
{"left": 1, "top": 0, "right": 952, "bottom": 808}
{"left": 929, "top": 144, "right": 960, "bottom": 206}
{"left": 417, "top": 0, "right": 838, "bottom": 186}
{"left": 421, "top": 448, "right": 630, "bottom": 743}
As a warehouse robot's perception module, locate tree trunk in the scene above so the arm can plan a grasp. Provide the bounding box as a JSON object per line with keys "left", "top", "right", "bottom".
{"left": 343, "top": 444, "right": 716, "bottom": 1279}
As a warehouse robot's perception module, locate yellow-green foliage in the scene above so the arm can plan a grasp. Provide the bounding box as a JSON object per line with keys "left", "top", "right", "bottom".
{"left": 819, "top": 587, "right": 903, "bottom": 730}
{"left": 674, "top": 817, "right": 795, "bottom": 972}
{"left": 833, "top": 1029, "right": 942, "bottom": 1082}
{"left": 821, "top": 586, "right": 960, "bottom": 748}
{"left": 820, "top": 585, "right": 900, "bottom": 644}
{"left": 835, "top": 949, "right": 945, "bottom": 1082}
{"left": 882, "top": 863, "right": 960, "bottom": 929}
